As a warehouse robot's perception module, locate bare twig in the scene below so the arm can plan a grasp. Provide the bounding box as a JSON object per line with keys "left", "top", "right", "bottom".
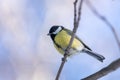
{"left": 81, "top": 0, "right": 120, "bottom": 80}
{"left": 55, "top": 0, "right": 83, "bottom": 80}
{"left": 85, "top": 0, "right": 120, "bottom": 50}
{"left": 74, "top": 0, "right": 78, "bottom": 26}
{"left": 82, "top": 58, "right": 120, "bottom": 80}
{"left": 77, "top": 0, "right": 83, "bottom": 26}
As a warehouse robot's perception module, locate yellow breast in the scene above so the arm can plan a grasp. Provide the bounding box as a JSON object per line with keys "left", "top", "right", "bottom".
{"left": 54, "top": 30, "right": 84, "bottom": 55}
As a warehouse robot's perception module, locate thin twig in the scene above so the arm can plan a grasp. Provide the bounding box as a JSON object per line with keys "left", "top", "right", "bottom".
{"left": 55, "top": 0, "right": 84, "bottom": 80}
{"left": 74, "top": 0, "right": 78, "bottom": 26}
{"left": 85, "top": 0, "right": 120, "bottom": 50}
{"left": 82, "top": 58, "right": 120, "bottom": 80}
{"left": 77, "top": 0, "right": 83, "bottom": 27}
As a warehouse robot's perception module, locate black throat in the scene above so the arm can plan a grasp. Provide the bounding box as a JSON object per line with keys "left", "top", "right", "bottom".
{"left": 50, "top": 28, "right": 63, "bottom": 42}
{"left": 50, "top": 34, "right": 56, "bottom": 42}
{"left": 49, "top": 26, "right": 63, "bottom": 42}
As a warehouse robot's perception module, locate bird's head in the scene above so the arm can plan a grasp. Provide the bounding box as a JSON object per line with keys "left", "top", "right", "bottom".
{"left": 47, "top": 25, "right": 64, "bottom": 36}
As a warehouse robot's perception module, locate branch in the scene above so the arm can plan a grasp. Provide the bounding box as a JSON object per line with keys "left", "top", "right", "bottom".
{"left": 77, "top": 0, "right": 83, "bottom": 26}
{"left": 82, "top": 58, "right": 120, "bottom": 80}
{"left": 55, "top": 0, "right": 83, "bottom": 80}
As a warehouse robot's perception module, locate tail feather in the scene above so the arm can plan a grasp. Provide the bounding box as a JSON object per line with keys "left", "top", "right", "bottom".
{"left": 82, "top": 49, "right": 105, "bottom": 62}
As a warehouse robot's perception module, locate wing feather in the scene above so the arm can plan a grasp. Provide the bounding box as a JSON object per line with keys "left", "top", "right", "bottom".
{"left": 64, "top": 28, "right": 92, "bottom": 51}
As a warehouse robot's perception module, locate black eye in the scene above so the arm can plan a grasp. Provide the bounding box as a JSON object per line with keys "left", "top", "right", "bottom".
{"left": 49, "top": 26, "right": 59, "bottom": 33}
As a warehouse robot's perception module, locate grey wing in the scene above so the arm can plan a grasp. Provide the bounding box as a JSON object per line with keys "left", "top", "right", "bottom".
{"left": 76, "top": 37, "right": 92, "bottom": 51}
{"left": 64, "top": 28, "right": 92, "bottom": 51}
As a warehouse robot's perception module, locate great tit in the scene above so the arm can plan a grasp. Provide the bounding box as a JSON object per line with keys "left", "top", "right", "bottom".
{"left": 47, "top": 25, "right": 105, "bottom": 62}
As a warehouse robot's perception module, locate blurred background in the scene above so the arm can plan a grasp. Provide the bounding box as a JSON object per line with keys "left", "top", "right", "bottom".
{"left": 0, "top": 0, "right": 120, "bottom": 80}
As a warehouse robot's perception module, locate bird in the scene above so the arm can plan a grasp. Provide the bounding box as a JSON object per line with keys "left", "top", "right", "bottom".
{"left": 47, "top": 25, "right": 105, "bottom": 62}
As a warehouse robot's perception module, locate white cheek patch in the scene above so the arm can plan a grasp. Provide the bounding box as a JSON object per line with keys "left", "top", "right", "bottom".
{"left": 53, "top": 26, "right": 62, "bottom": 34}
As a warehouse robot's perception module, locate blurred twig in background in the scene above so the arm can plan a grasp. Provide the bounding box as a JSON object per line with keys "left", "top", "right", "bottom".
{"left": 85, "top": 0, "right": 120, "bottom": 51}
{"left": 81, "top": 0, "right": 120, "bottom": 80}
{"left": 55, "top": 0, "right": 83, "bottom": 80}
